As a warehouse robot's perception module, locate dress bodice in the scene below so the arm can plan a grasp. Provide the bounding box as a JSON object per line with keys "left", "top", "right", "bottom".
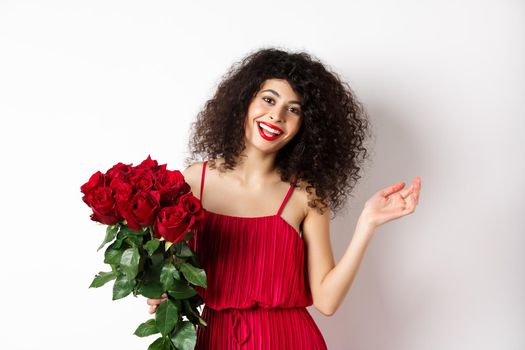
{"left": 188, "top": 160, "right": 313, "bottom": 310}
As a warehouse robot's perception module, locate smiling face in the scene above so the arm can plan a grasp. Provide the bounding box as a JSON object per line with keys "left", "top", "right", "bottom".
{"left": 244, "top": 79, "right": 303, "bottom": 153}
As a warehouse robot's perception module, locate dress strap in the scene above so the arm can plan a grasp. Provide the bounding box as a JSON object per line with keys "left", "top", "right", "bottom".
{"left": 276, "top": 174, "right": 298, "bottom": 216}
{"left": 200, "top": 160, "right": 208, "bottom": 203}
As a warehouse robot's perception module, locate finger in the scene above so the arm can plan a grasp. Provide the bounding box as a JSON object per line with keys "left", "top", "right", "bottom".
{"left": 401, "top": 177, "right": 421, "bottom": 199}
{"left": 380, "top": 182, "right": 405, "bottom": 198}
{"left": 399, "top": 186, "right": 414, "bottom": 199}
{"left": 413, "top": 178, "right": 421, "bottom": 204}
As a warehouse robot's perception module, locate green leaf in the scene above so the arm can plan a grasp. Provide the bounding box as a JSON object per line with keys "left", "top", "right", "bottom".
{"left": 139, "top": 253, "right": 164, "bottom": 295}
{"left": 147, "top": 337, "right": 170, "bottom": 350}
{"left": 184, "top": 230, "right": 195, "bottom": 240}
{"left": 98, "top": 224, "right": 119, "bottom": 251}
{"left": 125, "top": 234, "right": 144, "bottom": 248}
{"left": 104, "top": 243, "right": 123, "bottom": 265}
{"left": 164, "top": 241, "right": 173, "bottom": 251}
{"left": 167, "top": 282, "right": 198, "bottom": 300}
{"left": 120, "top": 247, "right": 140, "bottom": 280}
{"left": 137, "top": 282, "right": 164, "bottom": 299}
{"left": 181, "top": 299, "right": 204, "bottom": 325}
{"left": 171, "top": 321, "right": 196, "bottom": 350}
{"left": 179, "top": 263, "right": 207, "bottom": 288}
{"left": 155, "top": 299, "right": 179, "bottom": 337}
{"left": 160, "top": 262, "right": 176, "bottom": 291}
{"left": 134, "top": 319, "right": 159, "bottom": 337}
{"left": 89, "top": 270, "right": 116, "bottom": 288}
{"left": 121, "top": 225, "right": 148, "bottom": 236}
{"left": 175, "top": 241, "right": 194, "bottom": 258}
{"left": 144, "top": 239, "right": 161, "bottom": 256}
{"left": 149, "top": 251, "right": 165, "bottom": 272}
{"left": 113, "top": 231, "right": 126, "bottom": 249}
{"left": 198, "top": 316, "right": 208, "bottom": 327}
{"left": 112, "top": 273, "right": 136, "bottom": 300}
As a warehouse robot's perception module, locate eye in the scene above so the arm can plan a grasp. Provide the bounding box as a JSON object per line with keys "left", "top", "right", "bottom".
{"left": 290, "top": 107, "right": 301, "bottom": 115}
{"left": 262, "top": 96, "right": 274, "bottom": 104}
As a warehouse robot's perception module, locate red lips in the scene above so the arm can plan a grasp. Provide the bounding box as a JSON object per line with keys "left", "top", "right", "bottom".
{"left": 258, "top": 121, "right": 283, "bottom": 134}
{"left": 256, "top": 121, "right": 283, "bottom": 141}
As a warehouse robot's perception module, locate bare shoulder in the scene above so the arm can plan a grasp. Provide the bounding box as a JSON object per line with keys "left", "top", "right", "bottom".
{"left": 295, "top": 179, "right": 321, "bottom": 215}
{"left": 296, "top": 179, "right": 330, "bottom": 238}
{"left": 182, "top": 161, "right": 205, "bottom": 200}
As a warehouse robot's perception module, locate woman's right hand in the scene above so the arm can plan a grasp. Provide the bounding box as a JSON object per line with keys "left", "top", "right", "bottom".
{"left": 146, "top": 292, "right": 168, "bottom": 314}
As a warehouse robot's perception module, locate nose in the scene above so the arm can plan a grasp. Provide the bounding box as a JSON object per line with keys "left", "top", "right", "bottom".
{"left": 268, "top": 108, "right": 286, "bottom": 122}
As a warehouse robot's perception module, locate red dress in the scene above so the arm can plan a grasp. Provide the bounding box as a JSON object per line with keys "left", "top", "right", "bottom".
{"left": 189, "top": 160, "right": 328, "bottom": 349}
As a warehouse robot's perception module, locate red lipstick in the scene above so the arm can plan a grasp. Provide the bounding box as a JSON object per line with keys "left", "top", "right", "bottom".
{"left": 256, "top": 121, "right": 283, "bottom": 141}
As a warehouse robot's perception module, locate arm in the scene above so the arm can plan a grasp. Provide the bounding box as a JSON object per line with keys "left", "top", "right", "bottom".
{"left": 304, "top": 177, "right": 421, "bottom": 316}
{"left": 181, "top": 161, "right": 204, "bottom": 199}
{"left": 303, "top": 205, "right": 375, "bottom": 317}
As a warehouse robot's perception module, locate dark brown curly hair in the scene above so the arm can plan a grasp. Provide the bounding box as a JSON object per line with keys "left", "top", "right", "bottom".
{"left": 184, "top": 47, "right": 373, "bottom": 218}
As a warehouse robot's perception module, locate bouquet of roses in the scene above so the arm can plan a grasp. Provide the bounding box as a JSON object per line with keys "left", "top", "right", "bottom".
{"left": 80, "top": 155, "right": 207, "bottom": 350}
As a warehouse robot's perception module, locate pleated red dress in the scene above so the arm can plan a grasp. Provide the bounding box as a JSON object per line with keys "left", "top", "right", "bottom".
{"left": 188, "top": 160, "right": 328, "bottom": 349}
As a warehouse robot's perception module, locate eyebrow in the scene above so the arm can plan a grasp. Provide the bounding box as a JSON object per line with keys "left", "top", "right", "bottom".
{"left": 260, "top": 89, "right": 302, "bottom": 106}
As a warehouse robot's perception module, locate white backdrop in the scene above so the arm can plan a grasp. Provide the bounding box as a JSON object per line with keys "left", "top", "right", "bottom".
{"left": 1, "top": 1, "right": 523, "bottom": 349}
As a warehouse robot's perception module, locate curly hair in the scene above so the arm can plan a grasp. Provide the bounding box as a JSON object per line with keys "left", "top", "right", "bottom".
{"left": 184, "top": 47, "right": 373, "bottom": 218}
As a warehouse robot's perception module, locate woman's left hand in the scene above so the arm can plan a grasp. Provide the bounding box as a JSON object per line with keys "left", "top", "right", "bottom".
{"left": 360, "top": 176, "right": 422, "bottom": 229}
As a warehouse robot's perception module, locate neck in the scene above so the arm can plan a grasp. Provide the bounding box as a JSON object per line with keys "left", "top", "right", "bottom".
{"left": 234, "top": 145, "right": 279, "bottom": 187}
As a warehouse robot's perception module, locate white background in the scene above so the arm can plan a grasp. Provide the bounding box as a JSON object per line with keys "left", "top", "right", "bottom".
{"left": 1, "top": 1, "right": 523, "bottom": 349}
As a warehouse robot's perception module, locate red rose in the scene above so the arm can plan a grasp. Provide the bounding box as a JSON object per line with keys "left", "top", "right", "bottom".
{"left": 85, "top": 186, "right": 122, "bottom": 225}
{"left": 106, "top": 162, "right": 133, "bottom": 182}
{"left": 129, "top": 168, "right": 155, "bottom": 192}
{"left": 178, "top": 192, "right": 205, "bottom": 228}
{"left": 154, "top": 205, "right": 193, "bottom": 243}
{"left": 156, "top": 168, "right": 191, "bottom": 205}
{"left": 136, "top": 155, "right": 160, "bottom": 172}
{"left": 109, "top": 178, "right": 133, "bottom": 203}
{"left": 80, "top": 171, "right": 106, "bottom": 203}
{"left": 119, "top": 190, "right": 161, "bottom": 230}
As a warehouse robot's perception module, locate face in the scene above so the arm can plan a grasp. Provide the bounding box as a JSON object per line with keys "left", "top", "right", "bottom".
{"left": 244, "top": 79, "right": 303, "bottom": 153}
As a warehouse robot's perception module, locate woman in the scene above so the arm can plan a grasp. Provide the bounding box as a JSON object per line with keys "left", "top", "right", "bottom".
{"left": 147, "top": 47, "right": 421, "bottom": 349}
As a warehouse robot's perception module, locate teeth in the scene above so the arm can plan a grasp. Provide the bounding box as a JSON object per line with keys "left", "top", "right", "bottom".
{"left": 259, "top": 122, "right": 281, "bottom": 135}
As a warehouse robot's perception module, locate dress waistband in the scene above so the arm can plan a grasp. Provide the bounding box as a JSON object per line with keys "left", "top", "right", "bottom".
{"left": 230, "top": 309, "right": 250, "bottom": 345}
{"left": 205, "top": 305, "right": 309, "bottom": 346}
